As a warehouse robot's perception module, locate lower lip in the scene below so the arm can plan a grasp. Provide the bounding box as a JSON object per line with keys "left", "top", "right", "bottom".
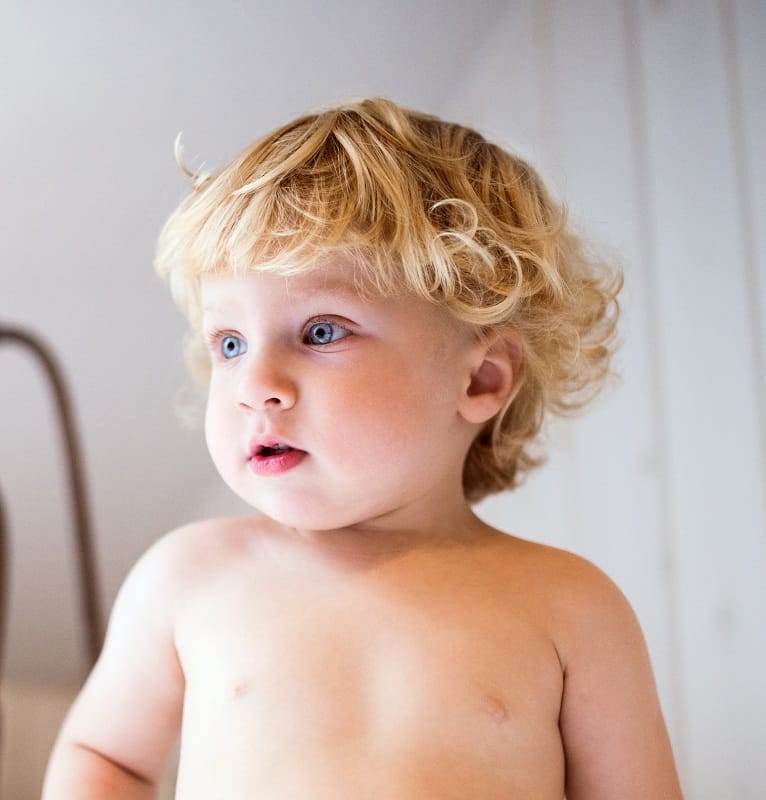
{"left": 248, "top": 449, "right": 307, "bottom": 476}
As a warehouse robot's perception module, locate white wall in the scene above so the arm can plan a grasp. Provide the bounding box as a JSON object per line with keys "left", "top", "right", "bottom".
{"left": 460, "top": 2, "right": 766, "bottom": 797}
{"left": 0, "top": 1, "right": 763, "bottom": 797}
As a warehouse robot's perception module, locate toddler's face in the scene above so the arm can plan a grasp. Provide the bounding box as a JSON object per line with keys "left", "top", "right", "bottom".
{"left": 199, "top": 258, "right": 479, "bottom": 533}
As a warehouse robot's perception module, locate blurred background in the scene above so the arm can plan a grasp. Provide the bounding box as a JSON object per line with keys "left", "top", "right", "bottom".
{"left": 1, "top": 0, "right": 764, "bottom": 797}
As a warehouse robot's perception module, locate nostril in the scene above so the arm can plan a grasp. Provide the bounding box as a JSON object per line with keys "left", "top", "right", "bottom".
{"left": 235, "top": 366, "right": 297, "bottom": 410}
{"left": 238, "top": 395, "right": 286, "bottom": 412}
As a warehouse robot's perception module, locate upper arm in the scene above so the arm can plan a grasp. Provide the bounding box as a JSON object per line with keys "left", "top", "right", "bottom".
{"left": 555, "top": 559, "right": 683, "bottom": 799}
{"left": 55, "top": 528, "right": 189, "bottom": 784}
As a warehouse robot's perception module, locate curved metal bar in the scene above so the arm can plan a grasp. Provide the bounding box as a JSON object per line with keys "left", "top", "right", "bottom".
{"left": 0, "top": 324, "right": 103, "bottom": 669}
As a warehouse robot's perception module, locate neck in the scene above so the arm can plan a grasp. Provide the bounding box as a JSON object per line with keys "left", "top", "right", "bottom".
{"left": 265, "top": 494, "right": 491, "bottom": 575}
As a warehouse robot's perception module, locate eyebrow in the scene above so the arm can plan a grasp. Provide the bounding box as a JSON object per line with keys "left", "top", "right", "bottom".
{"left": 200, "top": 279, "right": 370, "bottom": 315}
{"left": 284, "top": 274, "right": 368, "bottom": 300}
{"left": 201, "top": 300, "right": 234, "bottom": 314}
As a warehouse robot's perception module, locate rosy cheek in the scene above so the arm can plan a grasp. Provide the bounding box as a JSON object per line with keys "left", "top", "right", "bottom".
{"left": 204, "top": 395, "right": 230, "bottom": 457}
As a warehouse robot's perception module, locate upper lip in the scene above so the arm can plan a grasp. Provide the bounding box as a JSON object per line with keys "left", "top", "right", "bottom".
{"left": 248, "top": 436, "right": 304, "bottom": 457}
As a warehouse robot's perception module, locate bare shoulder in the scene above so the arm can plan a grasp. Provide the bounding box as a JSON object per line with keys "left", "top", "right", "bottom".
{"left": 511, "top": 539, "right": 643, "bottom": 671}
{"left": 98, "top": 514, "right": 273, "bottom": 665}
{"left": 149, "top": 514, "right": 267, "bottom": 556}
{"left": 48, "top": 516, "right": 271, "bottom": 785}
{"left": 484, "top": 532, "right": 682, "bottom": 798}
{"left": 483, "top": 530, "right": 632, "bottom": 633}
{"left": 137, "top": 514, "right": 272, "bottom": 593}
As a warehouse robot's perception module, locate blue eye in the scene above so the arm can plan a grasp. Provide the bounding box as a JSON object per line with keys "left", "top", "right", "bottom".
{"left": 305, "top": 321, "right": 349, "bottom": 346}
{"left": 220, "top": 334, "right": 247, "bottom": 359}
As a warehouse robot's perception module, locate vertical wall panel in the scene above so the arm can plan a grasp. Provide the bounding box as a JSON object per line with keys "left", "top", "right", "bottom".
{"left": 538, "top": 0, "right": 683, "bottom": 757}
{"left": 724, "top": 0, "right": 766, "bottom": 488}
{"left": 444, "top": 0, "right": 683, "bottom": 756}
{"left": 441, "top": 0, "right": 688, "bottom": 784}
{"left": 442, "top": 2, "right": 585, "bottom": 561}
{"left": 635, "top": 1, "right": 766, "bottom": 797}
{"left": 447, "top": 0, "right": 766, "bottom": 795}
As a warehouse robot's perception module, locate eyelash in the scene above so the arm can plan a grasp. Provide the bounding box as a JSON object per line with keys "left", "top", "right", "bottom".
{"left": 204, "top": 330, "right": 247, "bottom": 360}
{"left": 302, "top": 319, "right": 351, "bottom": 346}
{"left": 203, "top": 318, "right": 352, "bottom": 360}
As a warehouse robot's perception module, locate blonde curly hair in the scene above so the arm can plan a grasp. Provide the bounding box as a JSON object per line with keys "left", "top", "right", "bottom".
{"left": 154, "top": 97, "right": 621, "bottom": 502}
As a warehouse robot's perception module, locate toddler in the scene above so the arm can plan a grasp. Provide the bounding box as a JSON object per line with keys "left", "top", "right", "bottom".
{"left": 44, "top": 98, "right": 682, "bottom": 799}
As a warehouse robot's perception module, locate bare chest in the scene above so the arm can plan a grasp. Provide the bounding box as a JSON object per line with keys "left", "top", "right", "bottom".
{"left": 173, "top": 556, "right": 565, "bottom": 798}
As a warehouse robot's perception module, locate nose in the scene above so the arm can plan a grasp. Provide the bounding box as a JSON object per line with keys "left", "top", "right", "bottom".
{"left": 235, "top": 347, "right": 297, "bottom": 412}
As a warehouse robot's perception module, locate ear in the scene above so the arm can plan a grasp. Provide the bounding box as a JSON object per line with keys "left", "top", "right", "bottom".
{"left": 458, "top": 335, "right": 518, "bottom": 425}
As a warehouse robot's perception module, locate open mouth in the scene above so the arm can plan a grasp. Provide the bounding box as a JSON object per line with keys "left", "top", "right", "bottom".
{"left": 249, "top": 441, "right": 306, "bottom": 475}
{"left": 257, "top": 444, "right": 294, "bottom": 457}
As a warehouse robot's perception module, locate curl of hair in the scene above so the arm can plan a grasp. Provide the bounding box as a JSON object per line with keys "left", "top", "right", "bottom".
{"left": 154, "top": 97, "right": 622, "bottom": 502}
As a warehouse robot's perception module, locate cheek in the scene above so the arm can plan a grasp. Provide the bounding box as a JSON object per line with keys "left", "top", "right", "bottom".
{"left": 318, "top": 362, "right": 455, "bottom": 443}
{"left": 203, "top": 387, "right": 231, "bottom": 464}
{"left": 336, "top": 363, "right": 413, "bottom": 413}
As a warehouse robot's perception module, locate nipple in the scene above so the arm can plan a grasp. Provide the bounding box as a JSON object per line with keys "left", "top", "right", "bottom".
{"left": 481, "top": 695, "right": 509, "bottom": 723}
{"left": 231, "top": 679, "right": 251, "bottom": 699}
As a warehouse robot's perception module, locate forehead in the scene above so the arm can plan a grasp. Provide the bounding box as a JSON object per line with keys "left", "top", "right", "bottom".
{"left": 200, "top": 258, "right": 367, "bottom": 308}
{"left": 198, "top": 260, "right": 473, "bottom": 342}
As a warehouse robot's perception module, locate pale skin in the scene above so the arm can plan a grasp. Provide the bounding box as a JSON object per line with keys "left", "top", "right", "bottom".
{"left": 43, "top": 260, "right": 683, "bottom": 799}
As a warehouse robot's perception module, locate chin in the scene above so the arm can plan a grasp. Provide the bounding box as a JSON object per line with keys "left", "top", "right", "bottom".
{"left": 227, "top": 485, "right": 355, "bottom": 532}
{"left": 219, "top": 463, "right": 413, "bottom": 532}
{"left": 267, "top": 500, "right": 410, "bottom": 535}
